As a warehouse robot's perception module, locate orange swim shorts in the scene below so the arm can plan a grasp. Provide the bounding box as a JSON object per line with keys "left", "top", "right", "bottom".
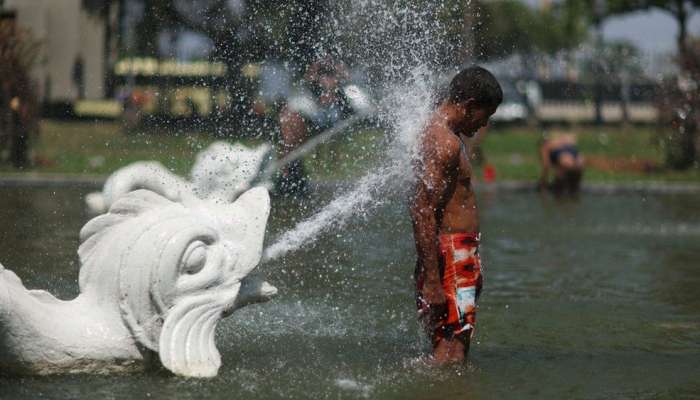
{"left": 417, "top": 232, "right": 483, "bottom": 341}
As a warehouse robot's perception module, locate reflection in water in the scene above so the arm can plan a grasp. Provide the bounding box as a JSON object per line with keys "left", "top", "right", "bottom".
{"left": 0, "top": 187, "right": 699, "bottom": 399}
{"left": 0, "top": 187, "right": 88, "bottom": 298}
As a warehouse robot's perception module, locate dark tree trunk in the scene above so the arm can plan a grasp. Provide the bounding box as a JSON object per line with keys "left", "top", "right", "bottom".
{"left": 672, "top": 1, "right": 697, "bottom": 167}
{"left": 136, "top": 0, "right": 161, "bottom": 57}
{"left": 592, "top": 19, "right": 604, "bottom": 125}
{"left": 286, "top": 0, "right": 327, "bottom": 74}
{"left": 676, "top": 1, "right": 689, "bottom": 69}
{"left": 462, "top": 0, "right": 477, "bottom": 63}
{"left": 210, "top": 36, "right": 249, "bottom": 133}
{"left": 620, "top": 72, "right": 630, "bottom": 126}
{"left": 103, "top": 0, "right": 123, "bottom": 98}
{"left": 593, "top": 77, "right": 604, "bottom": 125}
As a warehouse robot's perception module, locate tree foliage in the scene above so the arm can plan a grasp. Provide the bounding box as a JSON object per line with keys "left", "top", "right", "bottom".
{"left": 593, "top": 0, "right": 700, "bottom": 63}
{"left": 438, "top": 0, "right": 590, "bottom": 63}
{"left": 114, "top": 0, "right": 329, "bottom": 124}
{"left": 129, "top": 0, "right": 327, "bottom": 69}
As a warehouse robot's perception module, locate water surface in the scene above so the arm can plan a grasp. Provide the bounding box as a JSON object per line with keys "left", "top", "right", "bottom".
{"left": 1, "top": 186, "right": 699, "bottom": 399}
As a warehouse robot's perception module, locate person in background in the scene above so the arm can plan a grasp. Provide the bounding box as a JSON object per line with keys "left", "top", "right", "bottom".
{"left": 276, "top": 53, "right": 350, "bottom": 195}
{"left": 538, "top": 132, "right": 585, "bottom": 195}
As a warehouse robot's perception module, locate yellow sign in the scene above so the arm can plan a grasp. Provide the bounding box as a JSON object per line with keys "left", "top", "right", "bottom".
{"left": 114, "top": 58, "right": 227, "bottom": 77}
{"left": 74, "top": 100, "right": 123, "bottom": 117}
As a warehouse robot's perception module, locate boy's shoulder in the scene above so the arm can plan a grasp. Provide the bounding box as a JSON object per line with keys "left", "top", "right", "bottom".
{"left": 423, "top": 122, "right": 460, "bottom": 158}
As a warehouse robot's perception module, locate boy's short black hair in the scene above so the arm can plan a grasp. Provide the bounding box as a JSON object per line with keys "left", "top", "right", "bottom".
{"left": 448, "top": 66, "right": 503, "bottom": 108}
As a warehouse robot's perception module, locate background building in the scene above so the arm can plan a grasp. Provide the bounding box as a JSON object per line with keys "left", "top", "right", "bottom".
{"left": 3, "top": 0, "right": 113, "bottom": 104}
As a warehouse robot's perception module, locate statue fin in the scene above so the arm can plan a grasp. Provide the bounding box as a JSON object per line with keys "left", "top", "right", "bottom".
{"left": 158, "top": 292, "right": 236, "bottom": 378}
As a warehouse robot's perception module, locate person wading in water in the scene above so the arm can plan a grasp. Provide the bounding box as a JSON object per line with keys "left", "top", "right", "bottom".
{"left": 410, "top": 66, "right": 502, "bottom": 364}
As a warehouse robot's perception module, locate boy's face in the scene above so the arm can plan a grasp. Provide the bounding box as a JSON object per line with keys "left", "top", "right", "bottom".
{"left": 455, "top": 101, "right": 497, "bottom": 137}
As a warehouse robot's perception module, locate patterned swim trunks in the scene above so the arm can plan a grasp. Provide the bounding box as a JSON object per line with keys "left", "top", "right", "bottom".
{"left": 417, "top": 232, "right": 483, "bottom": 341}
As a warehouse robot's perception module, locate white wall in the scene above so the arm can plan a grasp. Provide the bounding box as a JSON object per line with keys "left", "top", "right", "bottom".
{"left": 5, "top": 0, "right": 106, "bottom": 102}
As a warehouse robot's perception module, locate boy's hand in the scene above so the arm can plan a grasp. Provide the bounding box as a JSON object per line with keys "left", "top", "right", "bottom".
{"left": 426, "top": 302, "right": 449, "bottom": 332}
{"left": 421, "top": 283, "right": 447, "bottom": 330}
{"left": 421, "top": 282, "right": 447, "bottom": 312}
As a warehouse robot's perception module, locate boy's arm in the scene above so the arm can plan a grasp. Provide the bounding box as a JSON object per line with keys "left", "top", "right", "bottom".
{"left": 278, "top": 106, "right": 308, "bottom": 157}
{"left": 410, "top": 133, "right": 459, "bottom": 306}
{"left": 305, "top": 61, "right": 321, "bottom": 83}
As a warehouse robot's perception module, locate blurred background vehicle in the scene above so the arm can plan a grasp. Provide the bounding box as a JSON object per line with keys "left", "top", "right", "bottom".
{"left": 490, "top": 78, "right": 530, "bottom": 124}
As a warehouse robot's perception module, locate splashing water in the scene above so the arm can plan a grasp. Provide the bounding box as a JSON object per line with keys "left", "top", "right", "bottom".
{"left": 263, "top": 1, "right": 462, "bottom": 262}
{"left": 263, "top": 71, "right": 435, "bottom": 262}
{"left": 263, "top": 73, "right": 438, "bottom": 261}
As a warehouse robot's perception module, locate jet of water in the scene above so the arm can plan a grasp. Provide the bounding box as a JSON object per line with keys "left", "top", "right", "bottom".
{"left": 263, "top": 164, "right": 398, "bottom": 261}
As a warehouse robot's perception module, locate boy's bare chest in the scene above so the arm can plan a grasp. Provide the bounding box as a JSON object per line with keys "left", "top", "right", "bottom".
{"left": 456, "top": 147, "right": 473, "bottom": 189}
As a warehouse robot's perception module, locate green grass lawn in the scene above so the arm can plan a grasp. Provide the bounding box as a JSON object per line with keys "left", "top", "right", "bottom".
{"left": 480, "top": 126, "right": 700, "bottom": 182}
{"left": 1, "top": 120, "right": 249, "bottom": 176}
{"left": 1, "top": 119, "right": 699, "bottom": 183}
{"left": 1, "top": 119, "right": 387, "bottom": 180}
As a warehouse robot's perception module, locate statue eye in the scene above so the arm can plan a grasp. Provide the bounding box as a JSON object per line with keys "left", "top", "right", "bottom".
{"left": 182, "top": 242, "right": 208, "bottom": 275}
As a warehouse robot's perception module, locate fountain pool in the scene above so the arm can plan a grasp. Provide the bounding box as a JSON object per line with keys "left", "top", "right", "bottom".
{"left": 1, "top": 185, "right": 699, "bottom": 399}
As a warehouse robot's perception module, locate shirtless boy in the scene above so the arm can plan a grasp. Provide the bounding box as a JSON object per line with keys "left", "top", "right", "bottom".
{"left": 410, "top": 67, "right": 502, "bottom": 364}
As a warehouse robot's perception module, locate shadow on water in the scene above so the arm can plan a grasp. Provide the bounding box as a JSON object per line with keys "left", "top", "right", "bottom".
{"left": 1, "top": 186, "right": 699, "bottom": 399}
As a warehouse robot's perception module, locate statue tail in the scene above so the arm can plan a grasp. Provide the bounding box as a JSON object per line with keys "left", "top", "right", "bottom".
{"left": 0, "top": 264, "right": 32, "bottom": 305}
{"left": 0, "top": 264, "right": 61, "bottom": 319}
{"left": 0, "top": 263, "right": 10, "bottom": 316}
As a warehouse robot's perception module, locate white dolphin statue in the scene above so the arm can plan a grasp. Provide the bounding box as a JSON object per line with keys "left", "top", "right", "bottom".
{"left": 0, "top": 187, "right": 276, "bottom": 378}
{"left": 85, "top": 142, "right": 272, "bottom": 213}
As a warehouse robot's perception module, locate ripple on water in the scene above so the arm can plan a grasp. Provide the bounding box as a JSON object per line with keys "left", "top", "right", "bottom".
{"left": 589, "top": 222, "right": 700, "bottom": 237}
{"left": 334, "top": 378, "right": 374, "bottom": 398}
